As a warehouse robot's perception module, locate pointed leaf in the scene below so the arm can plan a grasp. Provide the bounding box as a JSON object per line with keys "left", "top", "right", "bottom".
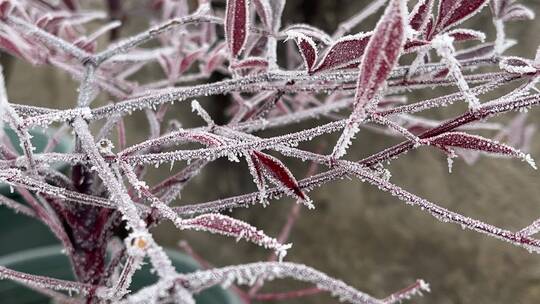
{"left": 251, "top": 151, "right": 306, "bottom": 200}
{"left": 311, "top": 32, "right": 371, "bottom": 74}
{"left": 446, "top": 28, "right": 486, "bottom": 41}
{"left": 282, "top": 24, "right": 332, "bottom": 44}
{"left": 225, "top": 0, "right": 249, "bottom": 58}
{"left": 230, "top": 57, "right": 269, "bottom": 71}
{"left": 288, "top": 33, "right": 318, "bottom": 72}
{"left": 403, "top": 39, "right": 430, "bottom": 53}
{"left": 253, "top": 0, "right": 273, "bottom": 29}
{"left": 435, "top": 0, "right": 489, "bottom": 34}
{"left": 354, "top": 0, "right": 406, "bottom": 107}
{"left": 181, "top": 213, "right": 291, "bottom": 258}
{"left": 332, "top": 0, "right": 407, "bottom": 159}
{"left": 247, "top": 151, "right": 266, "bottom": 195}
{"left": 429, "top": 131, "right": 536, "bottom": 168}
{"left": 500, "top": 56, "right": 537, "bottom": 74}
{"left": 409, "top": 0, "right": 435, "bottom": 32}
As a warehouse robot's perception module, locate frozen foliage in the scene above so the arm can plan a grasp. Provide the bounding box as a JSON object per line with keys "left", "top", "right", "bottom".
{"left": 0, "top": 0, "right": 539, "bottom": 303}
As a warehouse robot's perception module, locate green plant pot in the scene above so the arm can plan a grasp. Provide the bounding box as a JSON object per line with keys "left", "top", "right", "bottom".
{"left": 0, "top": 127, "right": 74, "bottom": 256}
{"left": 0, "top": 246, "right": 241, "bottom": 304}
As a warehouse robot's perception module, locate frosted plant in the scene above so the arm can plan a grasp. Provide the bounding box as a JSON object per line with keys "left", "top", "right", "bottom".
{"left": 0, "top": 0, "right": 538, "bottom": 303}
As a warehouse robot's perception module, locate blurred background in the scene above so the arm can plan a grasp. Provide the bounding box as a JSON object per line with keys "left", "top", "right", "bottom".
{"left": 2, "top": 1, "right": 540, "bottom": 303}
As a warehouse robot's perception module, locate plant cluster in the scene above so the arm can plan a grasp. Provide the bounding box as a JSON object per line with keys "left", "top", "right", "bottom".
{"left": 0, "top": 0, "right": 539, "bottom": 303}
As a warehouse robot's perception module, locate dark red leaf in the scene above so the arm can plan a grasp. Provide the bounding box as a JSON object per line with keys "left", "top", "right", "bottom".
{"left": 179, "top": 50, "right": 204, "bottom": 74}
{"left": 354, "top": 0, "right": 406, "bottom": 108}
{"left": 332, "top": 0, "right": 407, "bottom": 159}
{"left": 429, "top": 132, "right": 535, "bottom": 167}
{"left": 230, "top": 57, "right": 269, "bottom": 70}
{"left": 282, "top": 24, "right": 332, "bottom": 44}
{"left": 290, "top": 34, "right": 318, "bottom": 72}
{"left": 251, "top": 151, "right": 306, "bottom": 200}
{"left": 499, "top": 56, "right": 537, "bottom": 74}
{"left": 434, "top": 0, "right": 489, "bottom": 34}
{"left": 409, "top": 0, "right": 434, "bottom": 32}
{"left": 403, "top": 39, "right": 430, "bottom": 53}
{"left": 203, "top": 43, "right": 227, "bottom": 75}
{"left": 248, "top": 152, "right": 266, "bottom": 192}
{"left": 225, "top": 0, "right": 249, "bottom": 58}
{"left": 446, "top": 29, "right": 486, "bottom": 41}
{"left": 311, "top": 32, "right": 371, "bottom": 74}
{"left": 432, "top": 67, "right": 450, "bottom": 79}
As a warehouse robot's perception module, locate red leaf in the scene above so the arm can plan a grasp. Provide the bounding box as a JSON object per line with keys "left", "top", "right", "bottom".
{"left": 282, "top": 24, "right": 332, "bottom": 45}
{"left": 181, "top": 213, "right": 290, "bottom": 256}
{"left": 251, "top": 151, "right": 306, "bottom": 200}
{"left": 434, "top": 0, "right": 489, "bottom": 34}
{"left": 354, "top": 0, "right": 406, "bottom": 108}
{"left": 332, "top": 0, "right": 407, "bottom": 159}
{"left": 403, "top": 39, "right": 430, "bottom": 53}
{"left": 310, "top": 32, "right": 371, "bottom": 74}
{"left": 179, "top": 50, "right": 204, "bottom": 74}
{"left": 248, "top": 152, "right": 266, "bottom": 193}
{"left": 203, "top": 43, "right": 227, "bottom": 75}
{"left": 429, "top": 132, "right": 536, "bottom": 167}
{"left": 230, "top": 57, "right": 269, "bottom": 70}
{"left": 499, "top": 56, "right": 537, "bottom": 74}
{"left": 409, "top": 0, "right": 434, "bottom": 32}
{"left": 289, "top": 34, "right": 318, "bottom": 72}
{"left": 225, "top": 0, "right": 249, "bottom": 58}
{"left": 446, "top": 29, "right": 486, "bottom": 42}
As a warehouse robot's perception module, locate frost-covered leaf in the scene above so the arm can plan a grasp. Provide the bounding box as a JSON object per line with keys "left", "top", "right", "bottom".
{"left": 353, "top": 0, "right": 406, "bottom": 109}
{"left": 181, "top": 213, "right": 291, "bottom": 260}
{"left": 230, "top": 57, "right": 269, "bottom": 73}
{"left": 268, "top": 0, "right": 286, "bottom": 31}
{"left": 501, "top": 4, "right": 535, "bottom": 22}
{"left": 286, "top": 32, "right": 318, "bottom": 72}
{"left": 491, "top": 0, "right": 534, "bottom": 22}
{"left": 251, "top": 150, "right": 307, "bottom": 201}
{"left": 252, "top": 0, "right": 273, "bottom": 29}
{"left": 246, "top": 151, "right": 267, "bottom": 201}
{"left": 225, "top": 0, "right": 249, "bottom": 57}
{"left": 455, "top": 42, "right": 496, "bottom": 60}
{"left": 434, "top": 0, "right": 490, "bottom": 34}
{"left": 499, "top": 56, "right": 537, "bottom": 74}
{"left": 282, "top": 24, "right": 332, "bottom": 45}
{"left": 332, "top": 0, "right": 407, "bottom": 159}
{"left": 403, "top": 38, "right": 430, "bottom": 53}
{"left": 446, "top": 28, "right": 486, "bottom": 41}
{"left": 409, "top": 0, "right": 435, "bottom": 32}
{"left": 310, "top": 32, "right": 371, "bottom": 74}
{"left": 429, "top": 131, "right": 536, "bottom": 168}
